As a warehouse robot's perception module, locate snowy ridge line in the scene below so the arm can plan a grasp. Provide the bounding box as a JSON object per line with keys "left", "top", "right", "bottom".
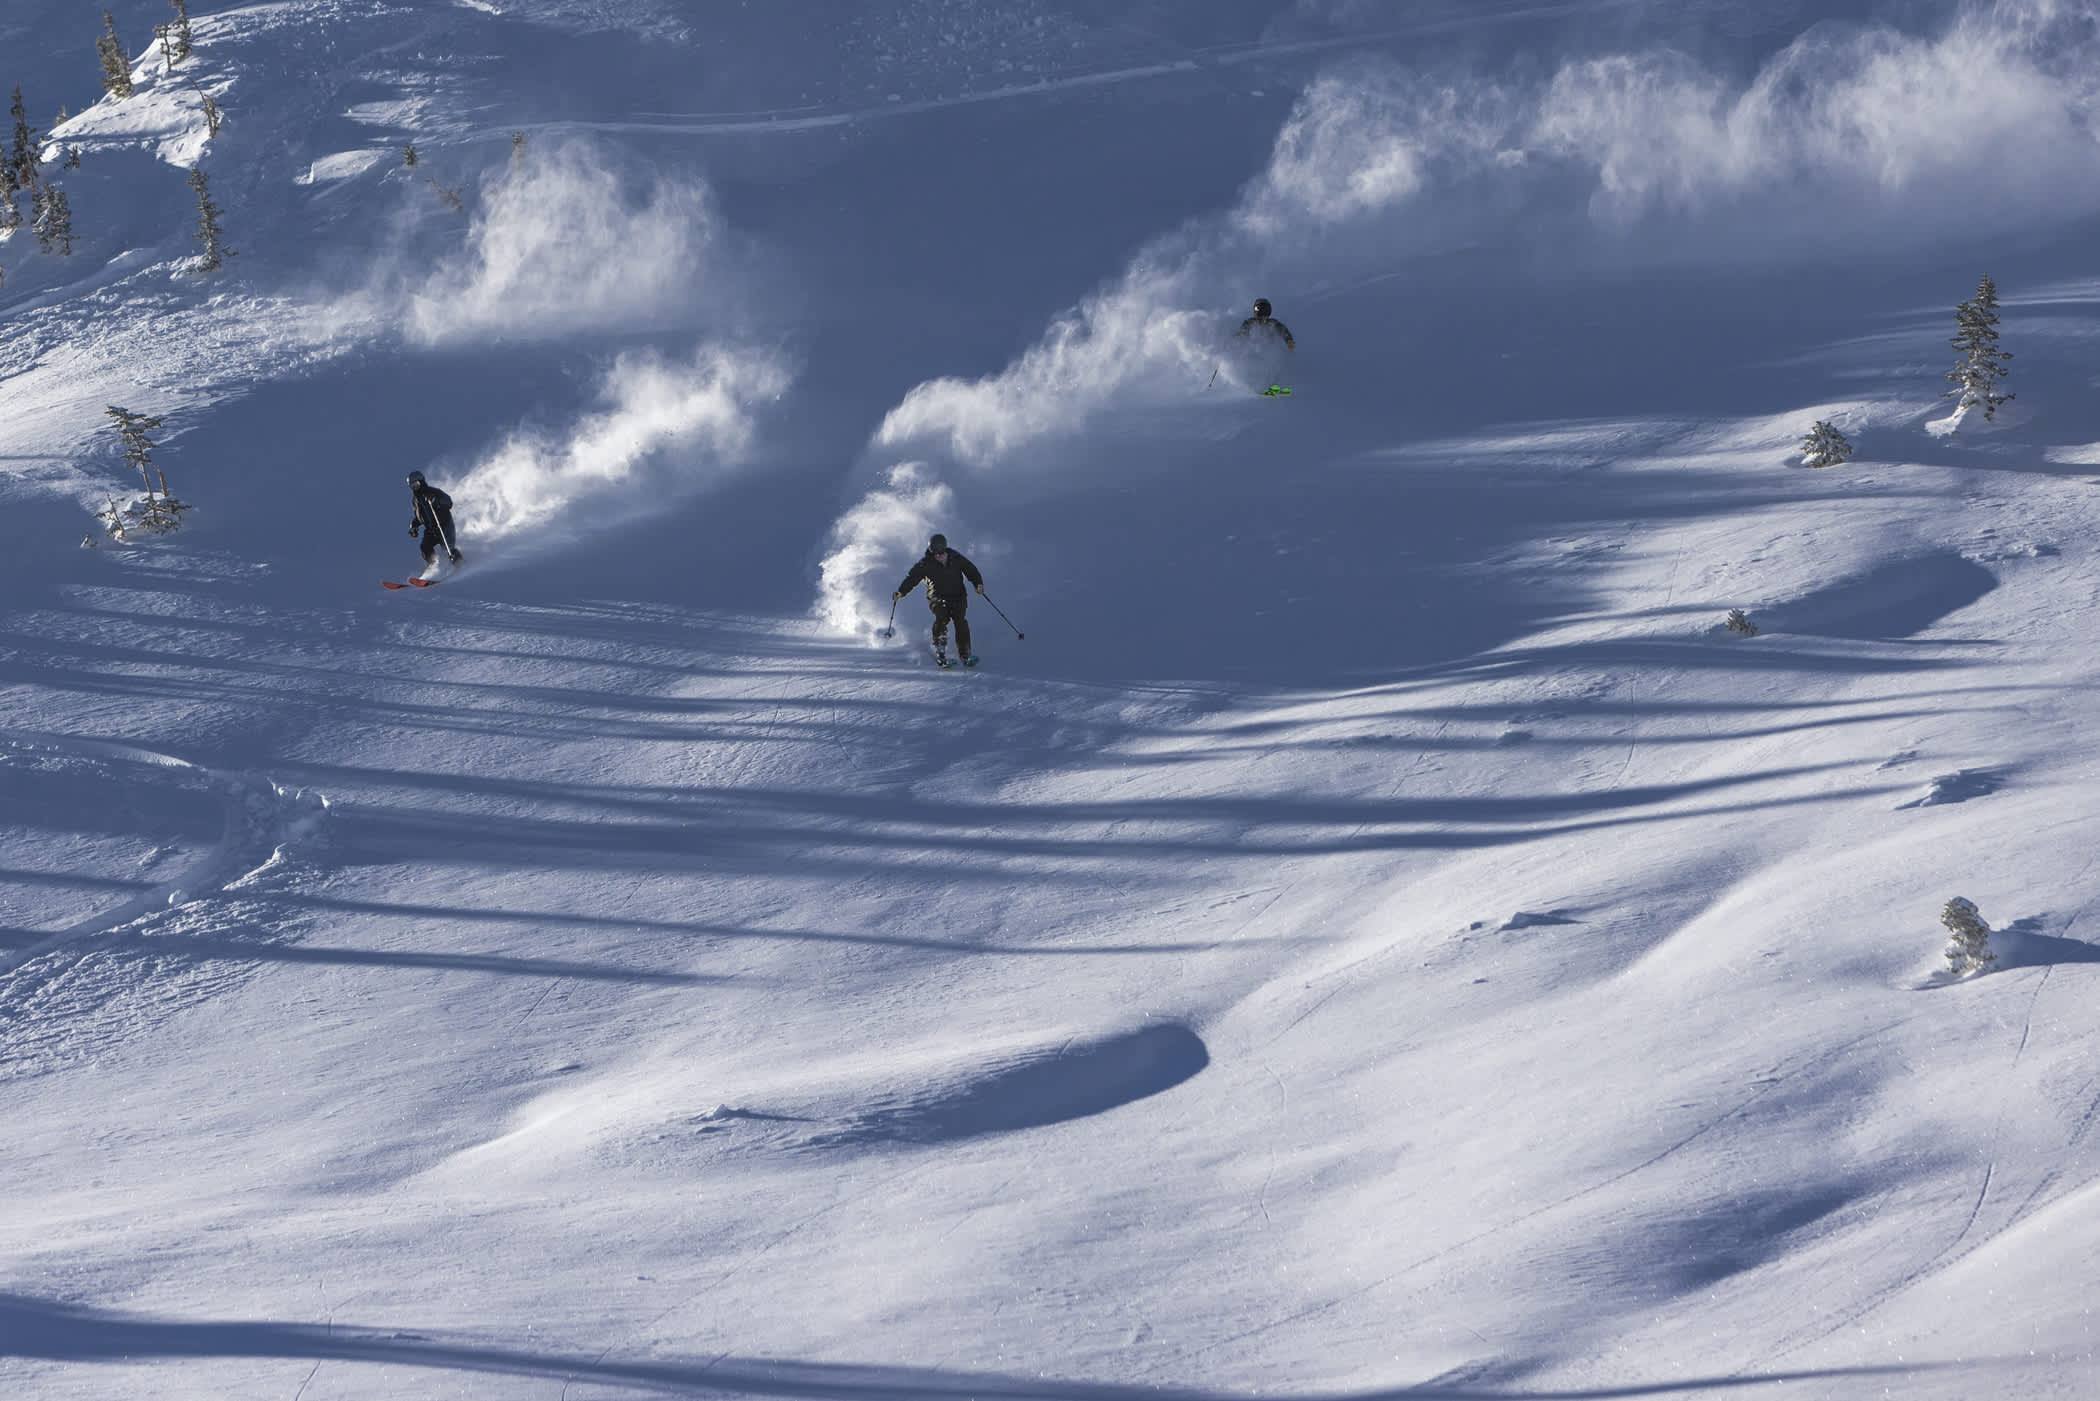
{"left": 542, "top": 7, "right": 1620, "bottom": 139}
{"left": 0, "top": 730, "right": 328, "bottom": 979}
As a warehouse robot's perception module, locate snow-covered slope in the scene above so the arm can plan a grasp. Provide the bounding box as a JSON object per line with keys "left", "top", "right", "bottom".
{"left": 5, "top": 2, "right": 2100, "bottom": 1397}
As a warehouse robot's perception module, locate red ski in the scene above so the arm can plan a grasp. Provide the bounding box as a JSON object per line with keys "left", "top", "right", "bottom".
{"left": 381, "top": 577, "right": 439, "bottom": 590}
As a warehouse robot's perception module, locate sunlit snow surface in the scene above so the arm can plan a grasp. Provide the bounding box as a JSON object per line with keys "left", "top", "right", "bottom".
{"left": 4, "top": 1, "right": 2100, "bottom": 1397}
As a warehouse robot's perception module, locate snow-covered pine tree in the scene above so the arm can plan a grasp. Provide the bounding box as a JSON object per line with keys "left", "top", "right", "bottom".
{"left": 1942, "top": 274, "right": 2014, "bottom": 422}
{"left": 33, "top": 183, "right": 73, "bottom": 254}
{"left": 106, "top": 406, "right": 167, "bottom": 494}
{"left": 187, "top": 164, "right": 231, "bottom": 272}
{"left": 102, "top": 406, "right": 190, "bottom": 535}
{"left": 97, "top": 12, "right": 134, "bottom": 99}
{"left": 9, "top": 87, "right": 40, "bottom": 194}
{"left": 1941, "top": 896, "right": 1997, "bottom": 976}
{"left": 402, "top": 142, "right": 419, "bottom": 167}
{"left": 1799, "top": 419, "right": 1853, "bottom": 468}
{"left": 427, "top": 174, "right": 465, "bottom": 212}
{"left": 168, "top": 0, "right": 195, "bottom": 62}
{"left": 1725, "top": 608, "right": 1758, "bottom": 636}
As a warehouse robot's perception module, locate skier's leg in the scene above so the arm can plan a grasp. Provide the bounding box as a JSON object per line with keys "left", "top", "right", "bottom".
{"left": 951, "top": 595, "right": 973, "bottom": 659}
{"left": 928, "top": 596, "right": 950, "bottom": 656}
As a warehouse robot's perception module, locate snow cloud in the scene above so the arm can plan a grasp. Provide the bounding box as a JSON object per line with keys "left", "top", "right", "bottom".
{"left": 868, "top": 0, "right": 2100, "bottom": 469}
{"left": 1236, "top": 66, "right": 1515, "bottom": 237}
{"left": 1532, "top": 3, "right": 2100, "bottom": 229}
{"left": 815, "top": 462, "right": 958, "bottom": 637}
{"left": 404, "top": 141, "right": 725, "bottom": 346}
{"left": 817, "top": 0, "right": 2100, "bottom": 630}
{"left": 449, "top": 344, "right": 790, "bottom": 558}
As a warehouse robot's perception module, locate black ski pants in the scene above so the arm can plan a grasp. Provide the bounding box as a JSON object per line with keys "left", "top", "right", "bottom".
{"left": 418, "top": 514, "right": 461, "bottom": 563}
{"left": 929, "top": 592, "right": 971, "bottom": 658}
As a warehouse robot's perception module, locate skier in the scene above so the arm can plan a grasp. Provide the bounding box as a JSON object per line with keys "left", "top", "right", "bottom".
{"left": 893, "top": 533, "right": 984, "bottom": 668}
{"left": 407, "top": 470, "right": 463, "bottom": 572}
{"left": 1236, "top": 297, "right": 1296, "bottom": 351}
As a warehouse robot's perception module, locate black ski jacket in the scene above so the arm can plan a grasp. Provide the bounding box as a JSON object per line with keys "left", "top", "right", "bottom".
{"left": 897, "top": 548, "right": 982, "bottom": 601}
{"left": 1236, "top": 314, "right": 1296, "bottom": 350}
{"left": 411, "top": 485, "right": 456, "bottom": 542}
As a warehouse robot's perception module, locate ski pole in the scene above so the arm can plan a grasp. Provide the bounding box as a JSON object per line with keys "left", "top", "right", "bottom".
{"left": 979, "top": 591, "right": 1025, "bottom": 640}
{"left": 879, "top": 597, "right": 898, "bottom": 638}
{"left": 1204, "top": 363, "right": 1219, "bottom": 391}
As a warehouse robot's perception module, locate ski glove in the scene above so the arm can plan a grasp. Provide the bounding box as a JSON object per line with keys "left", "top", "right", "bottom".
{"left": 409, "top": 522, "right": 421, "bottom": 536}
{"left": 892, "top": 591, "right": 904, "bottom": 601}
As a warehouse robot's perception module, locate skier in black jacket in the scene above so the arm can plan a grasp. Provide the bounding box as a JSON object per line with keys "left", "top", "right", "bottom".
{"left": 407, "top": 470, "right": 463, "bottom": 570}
{"left": 1237, "top": 297, "right": 1295, "bottom": 351}
{"left": 893, "top": 533, "right": 984, "bottom": 667}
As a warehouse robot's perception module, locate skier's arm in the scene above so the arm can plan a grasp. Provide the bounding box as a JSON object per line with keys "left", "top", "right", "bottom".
{"left": 1274, "top": 320, "right": 1296, "bottom": 350}
{"left": 893, "top": 561, "right": 927, "bottom": 599}
{"left": 1235, "top": 317, "right": 1255, "bottom": 338}
{"left": 958, "top": 553, "right": 984, "bottom": 591}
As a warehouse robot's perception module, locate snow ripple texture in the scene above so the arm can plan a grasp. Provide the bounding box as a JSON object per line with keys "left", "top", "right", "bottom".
{"left": 0, "top": 733, "right": 330, "bottom": 1081}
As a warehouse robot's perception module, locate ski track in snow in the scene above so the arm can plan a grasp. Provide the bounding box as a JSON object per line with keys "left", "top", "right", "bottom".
{"left": 537, "top": 4, "right": 1635, "bottom": 140}
{"left": 0, "top": 729, "right": 328, "bottom": 1078}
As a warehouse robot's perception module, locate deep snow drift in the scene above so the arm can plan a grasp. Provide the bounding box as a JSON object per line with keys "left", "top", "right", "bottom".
{"left": 4, "top": 2, "right": 2100, "bottom": 1398}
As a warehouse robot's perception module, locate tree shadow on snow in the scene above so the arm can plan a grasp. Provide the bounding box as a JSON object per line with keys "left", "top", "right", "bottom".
{"left": 0, "top": 1292, "right": 1976, "bottom": 1398}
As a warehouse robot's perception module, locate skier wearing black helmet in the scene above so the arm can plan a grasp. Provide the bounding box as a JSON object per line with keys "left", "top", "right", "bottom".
{"left": 406, "top": 470, "right": 463, "bottom": 571}
{"left": 892, "top": 533, "right": 984, "bottom": 668}
{"left": 1237, "top": 297, "right": 1295, "bottom": 350}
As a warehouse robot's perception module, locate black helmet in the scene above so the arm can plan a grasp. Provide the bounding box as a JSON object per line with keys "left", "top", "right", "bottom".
{"left": 928, "top": 533, "right": 948, "bottom": 551}
{"left": 1252, "top": 298, "right": 1272, "bottom": 317}
{"left": 407, "top": 470, "right": 427, "bottom": 487}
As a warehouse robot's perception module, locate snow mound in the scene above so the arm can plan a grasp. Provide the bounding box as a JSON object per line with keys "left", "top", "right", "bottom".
{"left": 813, "top": 1022, "right": 1210, "bottom": 1146}
{"left": 1762, "top": 552, "right": 1997, "bottom": 639}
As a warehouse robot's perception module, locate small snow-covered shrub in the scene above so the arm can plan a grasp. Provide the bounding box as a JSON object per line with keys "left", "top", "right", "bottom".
{"left": 1799, "top": 419, "right": 1853, "bottom": 468}
{"left": 97, "top": 494, "right": 193, "bottom": 541}
{"left": 1942, "top": 896, "right": 1996, "bottom": 977}
{"left": 1725, "top": 608, "right": 1758, "bottom": 636}
{"left": 192, "top": 84, "right": 221, "bottom": 139}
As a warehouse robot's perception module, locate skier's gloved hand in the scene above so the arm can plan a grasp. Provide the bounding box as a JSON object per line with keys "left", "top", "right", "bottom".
{"left": 891, "top": 591, "right": 903, "bottom": 601}
{"left": 409, "top": 522, "right": 420, "bottom": 536}
{"left": 974, "top": 584, "right": 985, "bottom": 595}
